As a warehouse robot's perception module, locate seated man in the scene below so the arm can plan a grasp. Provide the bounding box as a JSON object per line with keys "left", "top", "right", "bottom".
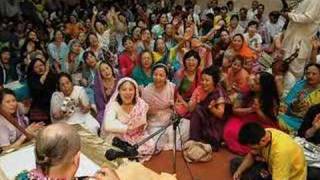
{"left": 17, "top": 123, "right": 119, "bottom": 179}
{"left": 232, "top": 122, "right": 307, "bottom": 180}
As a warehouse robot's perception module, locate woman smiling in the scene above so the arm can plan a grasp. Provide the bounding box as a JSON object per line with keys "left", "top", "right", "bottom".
{"left": 101, "top": 78, "right": 154, "bottom": 161}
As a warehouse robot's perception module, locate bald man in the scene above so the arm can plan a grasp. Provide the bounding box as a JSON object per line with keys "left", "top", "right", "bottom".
{"left": 30, "top": 123, "right": 119, "bottom": 179}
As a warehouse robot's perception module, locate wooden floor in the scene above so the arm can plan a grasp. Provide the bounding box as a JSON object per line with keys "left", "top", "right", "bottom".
{"left": 144, "top": 149, "right": 236, "bottom": 180}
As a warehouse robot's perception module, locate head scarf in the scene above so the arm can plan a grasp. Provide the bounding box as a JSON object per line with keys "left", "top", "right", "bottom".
{"left": 104, "top": 77, "right": 149, "bottom": 129}
{"left": 230, "top": 36, "right": 257, "bottom": 60}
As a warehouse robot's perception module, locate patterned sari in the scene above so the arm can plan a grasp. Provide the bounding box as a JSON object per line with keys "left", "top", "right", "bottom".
{"left": 101, "top": 78, "right": 155, "bottom": 161}
{"left": 279, "top": 80, "right": 320, "bottom": 132}
{"left": 141, "top": 81, "right": 190, "bottom": 151}
{"left": 174, "top": 69, "right": 202, "bottom": 118}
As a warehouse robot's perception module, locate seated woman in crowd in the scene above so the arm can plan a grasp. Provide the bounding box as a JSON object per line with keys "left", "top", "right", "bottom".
{"left": 174, "top": 50, "right": 202, "bottom": 118}
{"left": 226, "top": 33, "right": 256, "bottom": 60}
{"left": 132, "top": 50, "right": 154, "bottom": 87}
{"left": 94, "top": 61, "right": 118, "bottom": 125}
{"left": 190, "top": 66, "right": 232, "bottom": 150}
{"left": 243, "top": 21, "right": 262, "bottom": 53}
{"left": 119, "top": 36, "right": 137, "bottom": 77}
{"left": 61, "top": 39, "right": 84, "bottom": 80}
{"left": 211, "top": 29, "right": 231, "bottom": 67}
{"left": 279, "top": 63, "right": 320, "bottom": 132}
{"left": 228, "top": 15, "right": 245, "bottom": 37}
{"left": 0, "top": 88, "right": 43, "bottom": 151}
{"left": 27, "top": 58, "right": 57, "bottom": 124}
{"left": 81, "top": 51, "right": 98, "bottom": 106}
{"left": 101, "top": 77, "right": 154, "bottom": 161}
{"left": 223, "top": 72, "right": 280, "bottom": 155}
{"left": 152, "top": 37, "right": 169, "bottom": 64}
{"left": 141, "top": 64, "right": 189, "bottom": 151}
{"left": 47, "top": 30, "right": 69, "bottom": 73}
{"left": 50, "top": 73, "right": 100, "bottom": 134}
{"left": 225, "top": 55, "right": 250, "bottom": 102}
{"left": 0, "top": 47, "right": 19, "bottom": 86}
{"left": 85, "top": 32, "right": 108, "bottom": 61}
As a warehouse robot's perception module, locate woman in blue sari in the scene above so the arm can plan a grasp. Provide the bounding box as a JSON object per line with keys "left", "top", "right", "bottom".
{"left": 279, "top": 63, "right": 320, "bottom": 132}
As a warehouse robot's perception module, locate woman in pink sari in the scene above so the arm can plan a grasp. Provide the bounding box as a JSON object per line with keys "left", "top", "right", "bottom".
{"left": 223, "top": 72, "right": 280, "bottom": 155}
{"left": 141, "top": 64, "right": 189, "bottom": 151}
{"left": 101, "top": 77, "right": 154, "bottom": 161}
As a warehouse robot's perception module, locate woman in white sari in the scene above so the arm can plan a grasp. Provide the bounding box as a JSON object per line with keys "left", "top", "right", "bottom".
{"left": 101, "top": 77, "right": 154, "bottom": 161}
{"left": 141, "top": 64, "right": 189, "bottom": 151}
{"left": 50, "top": 73, "right": 100, "bottom": 134}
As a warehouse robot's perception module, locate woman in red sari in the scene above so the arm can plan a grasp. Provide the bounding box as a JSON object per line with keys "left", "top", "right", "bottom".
{"left": 118, "top": 36, "right": 138, "bottom": 77}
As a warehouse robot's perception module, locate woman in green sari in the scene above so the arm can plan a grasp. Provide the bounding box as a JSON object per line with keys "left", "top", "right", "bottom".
{"left": 131, "top": 50, "right": 154, "bottom": 87}
{"left": 279, "top": 63, "right": 320, "bottom": 132}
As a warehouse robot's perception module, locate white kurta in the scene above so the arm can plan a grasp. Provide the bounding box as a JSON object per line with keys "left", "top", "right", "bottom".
{"left": 282, "top": 0, "right": 320, "bottom": 86}
{"left": 50, "top": 86, "right": 100, "bottom": 134}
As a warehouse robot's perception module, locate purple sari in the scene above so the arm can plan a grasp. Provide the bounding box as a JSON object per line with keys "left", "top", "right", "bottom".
{"left": 93, "top": 71, "right": 117, "bottom": 125}
{"left": 190, "top": 86, "right": 231, "bottom": 150}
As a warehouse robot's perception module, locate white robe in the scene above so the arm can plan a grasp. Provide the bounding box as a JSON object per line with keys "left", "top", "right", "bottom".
{"left": 282, "top": 0, "right": 320, "bottom": 85}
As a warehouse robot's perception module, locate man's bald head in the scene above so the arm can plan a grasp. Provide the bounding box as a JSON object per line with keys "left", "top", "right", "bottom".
{"left": 35, "top": 123, "right": 81, "bottom": 173}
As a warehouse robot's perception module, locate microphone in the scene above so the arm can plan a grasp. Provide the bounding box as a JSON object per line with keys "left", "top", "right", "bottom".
{"left": 105, "top": 137, "right": 139, "bottom": 161}
{"left": 105, "top": 149, "right": 133, "bottom": 161}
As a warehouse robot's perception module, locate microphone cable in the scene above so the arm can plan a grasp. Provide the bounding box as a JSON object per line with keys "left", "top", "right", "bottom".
{"left": 178, "top": 123, "right": 195, "bottom": 180}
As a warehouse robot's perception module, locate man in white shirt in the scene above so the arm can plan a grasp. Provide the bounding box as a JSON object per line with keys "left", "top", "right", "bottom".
{"left": 247, "top": 0, "right": 259, "bottom": 20}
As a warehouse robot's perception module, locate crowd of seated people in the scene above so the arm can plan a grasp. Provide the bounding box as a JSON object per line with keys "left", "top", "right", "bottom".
{"left": 1, "top": 0, "right": 320, "bottom": 179}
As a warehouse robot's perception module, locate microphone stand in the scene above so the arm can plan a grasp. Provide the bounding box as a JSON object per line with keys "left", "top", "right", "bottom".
{"left": 133, "top": 112, "right": 180, "bottom": 174}
{"left": 106, "top": 109, "right": 181, "bottom": 174}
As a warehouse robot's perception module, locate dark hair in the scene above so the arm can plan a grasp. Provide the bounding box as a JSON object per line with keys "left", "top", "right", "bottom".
{"left": 27, "top": 58, "right": 46, "bottom": 76}
{"left": 57, "top": 72, "right": 73, "bottom": 91}
{"left": 116, "top": 80, "right": 137, "bottom": 105}
{"left": 122, "top": 35, "right": 132, "bottom": 46}
{"left": 202, "top": 65, "right": 221, "bottom": 85}
{"left": 183, "top": 50, "right": 201, "bottom": 68}
{"left": 83, "top": 51, "right": 97, "bottom": 63}
{"left": 0, "top": 47, "right": 10, "bottom": 54}
{"left": 131, "top": 26, "right": 141, "bottom": 35}
{"left": 258, "top": 72, "right": 280, "bottom": 122}
{"left": 53, "top": 30, "right": 64, "bottom": 41}
{"left": 247, "top": 20, "right": 259, "bottom": 29}
{"left": 0, "top": 88, "right": 16, "bottom": 104}
{"left": 221, "top": 6, "right": 228, "bottom": 12}
{"left": 258, "top": 3, "right": 265, "bottom": 10}
{"left": 240, "top": 7, "right": 248, "bottom": 13}
{"left": 99, "top": 61, "right": 116, "bottom": 78}
{"left": 86, "top": 32, "right": 98, "bottom": 47}
{"left": 239, "top": 122, "right": 266, "bottom": 145}
{"left": 305, "top": 63, "right": 320, "bottom": 73}
{"left": 140, "top": 50, "right": 154, "bottom": 65}
{"left": 232, "top": 33, "right": 245, "bottom": 48}
{"left": 154, "top": 37, "right": 167, "bottom": 52}
{"left": 220, "top": 29, "right": 230, "bottom": 37}
{"left": 230, "top": 14, "right": 239, "bottom": 21}
{"left": 227, "top": 1, "right": 234, "bottom": 6}
{"left": 152, "top": 63, "right": 169, "bottom": 77}
{"left": 233, "top": 55, "right": 245, "bottom": 66}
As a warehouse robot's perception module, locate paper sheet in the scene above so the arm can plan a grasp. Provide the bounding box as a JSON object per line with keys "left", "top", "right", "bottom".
{"left": 0, "top": 145, "right": 100, "bottom": 179}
